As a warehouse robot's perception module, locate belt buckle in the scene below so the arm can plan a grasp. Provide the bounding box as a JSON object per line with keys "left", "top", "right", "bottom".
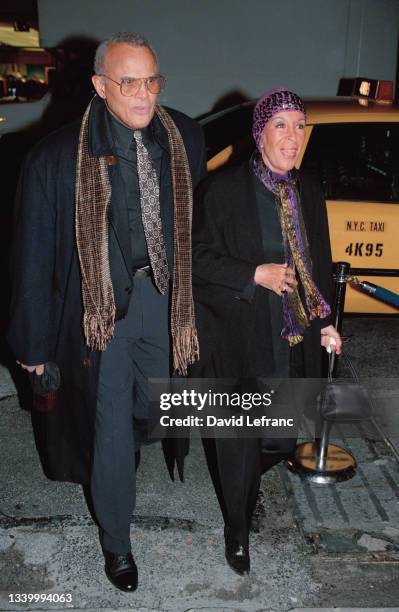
{"left": 134, "top": 266, "right": 150, "bottom": 278}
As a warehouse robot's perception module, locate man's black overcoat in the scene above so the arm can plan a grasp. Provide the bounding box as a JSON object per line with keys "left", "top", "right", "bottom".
{"left": 192, "top": 163, "right": 333, "bottom": 379}
{"left": 8, "top": 96, "right": 206, "bottom": 484}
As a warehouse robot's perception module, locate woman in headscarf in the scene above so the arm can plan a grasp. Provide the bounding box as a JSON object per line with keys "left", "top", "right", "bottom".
{"left": 192, "top": 88, "right": 342, "bottom": 575}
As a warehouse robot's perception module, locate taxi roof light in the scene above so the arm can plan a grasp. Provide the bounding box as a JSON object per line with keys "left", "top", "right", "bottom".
{"left": 337, "top": 77, "right": 393, "bottom": 105}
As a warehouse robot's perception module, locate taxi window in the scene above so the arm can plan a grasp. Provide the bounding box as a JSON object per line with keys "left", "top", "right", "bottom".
{"left": 301, "top": 123, "right": 399, "bottom": 202}
{"left": 200, "top": 104, "right": 254, "bottom": 161}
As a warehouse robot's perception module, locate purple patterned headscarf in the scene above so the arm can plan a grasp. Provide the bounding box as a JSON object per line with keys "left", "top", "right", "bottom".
{"left": 252, "top": 87, "right": 306, "bottom": 148}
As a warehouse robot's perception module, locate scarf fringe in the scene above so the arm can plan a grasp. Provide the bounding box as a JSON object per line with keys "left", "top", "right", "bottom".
{"left": 287, "top": 334, "right": 304, "bottom": 347}
{"left": 172, "top": 326, "right": 199, "bottom": 376}
{"left": 83, "top": 307, "right": 116, "bottom": 352}
{"left": 282, "top": 283, "right": 308, "bottom": 346}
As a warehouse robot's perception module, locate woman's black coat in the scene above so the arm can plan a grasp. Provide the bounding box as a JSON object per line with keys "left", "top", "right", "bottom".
{"left": 192, "top": 163, "right": 333, "bottom": 380}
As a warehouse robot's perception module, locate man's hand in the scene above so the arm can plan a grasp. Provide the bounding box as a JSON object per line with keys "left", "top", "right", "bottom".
{"left": 320, "top": 325, "right": 342, "bottom": 355}
{"left": 254, "top": 262, "right": 297, "bottom": 296}
{"left": 17, "top": 361, "right": 44, "bottom": 375}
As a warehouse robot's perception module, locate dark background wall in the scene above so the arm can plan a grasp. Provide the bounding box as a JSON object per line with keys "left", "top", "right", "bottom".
{"left": 38, "top": 0, "right": 399, "bottom": 116}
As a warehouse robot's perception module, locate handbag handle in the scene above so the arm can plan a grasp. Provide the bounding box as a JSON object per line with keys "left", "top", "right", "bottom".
{"left": 327, "top": 351, "right": 360, "bottom": 384}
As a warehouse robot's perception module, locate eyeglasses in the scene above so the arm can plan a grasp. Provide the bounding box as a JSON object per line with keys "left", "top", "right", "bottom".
{"left": 99, "top": 74, "right": 166, "bottom": 96}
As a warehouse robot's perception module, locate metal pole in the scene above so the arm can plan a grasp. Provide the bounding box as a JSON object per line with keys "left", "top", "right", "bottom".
{"left": 287, "top": 261, "right": 357, "bottom": 484}
{"left": 330, "top": 261, "right": 350, "bottom": 376}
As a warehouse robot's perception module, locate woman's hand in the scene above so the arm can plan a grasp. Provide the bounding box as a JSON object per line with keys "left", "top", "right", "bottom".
{"left": 254, "top": 262, "right": 297, "bottom": 296}
{"left": 320, "top": 325, "right": 342, "bottom": 355}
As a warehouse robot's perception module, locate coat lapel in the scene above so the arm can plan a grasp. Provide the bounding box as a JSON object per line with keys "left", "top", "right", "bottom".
{"left": 234, "top": 164, "right": 265, "bottom": 264}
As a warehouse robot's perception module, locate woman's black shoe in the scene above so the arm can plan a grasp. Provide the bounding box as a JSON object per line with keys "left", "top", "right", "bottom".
{"left": 224, "top": 526, "right": 250, "bottom": 575}
{"left": 103, "top": 550, "right": 138, "bottom": 591}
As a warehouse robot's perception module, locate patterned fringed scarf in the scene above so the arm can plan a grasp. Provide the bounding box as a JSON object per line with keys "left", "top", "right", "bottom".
{"left": 75, "top": 99, "right": 198, "bottom": 374}
{"left": 252, "top": 151, "right": 331, "bottom": 345}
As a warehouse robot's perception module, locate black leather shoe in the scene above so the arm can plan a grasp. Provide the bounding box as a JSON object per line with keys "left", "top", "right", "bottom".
{"left": 224, "top": 526, "right": 250, "bottom": 575}
{"left": 103, "top": 550, "right": 138, "bottom": 592}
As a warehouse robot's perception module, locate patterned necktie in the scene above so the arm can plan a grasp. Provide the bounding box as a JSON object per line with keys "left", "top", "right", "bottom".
{"left": 133, "top": 129, "right": 170, "bottom": 293}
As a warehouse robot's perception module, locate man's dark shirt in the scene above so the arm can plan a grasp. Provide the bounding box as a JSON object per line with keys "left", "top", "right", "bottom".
{"left": 109, "top": 113, "right": 165, "bottom": 271}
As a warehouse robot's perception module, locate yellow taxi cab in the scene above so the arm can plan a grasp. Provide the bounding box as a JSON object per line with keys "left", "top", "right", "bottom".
{"left": 200, "top": 79, "right": 399, "bottom": 314}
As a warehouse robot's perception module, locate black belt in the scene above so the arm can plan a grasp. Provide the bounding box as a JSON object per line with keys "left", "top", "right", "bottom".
{"left": 132, "top": 265, "right": 151, "bottom": 278}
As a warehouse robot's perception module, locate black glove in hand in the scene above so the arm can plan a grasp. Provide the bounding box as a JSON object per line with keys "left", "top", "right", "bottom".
{"left": 28, "top": 362, "right": 61, "bottom": 396}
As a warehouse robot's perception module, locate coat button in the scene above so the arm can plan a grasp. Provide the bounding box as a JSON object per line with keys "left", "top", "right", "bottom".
{"left": 125, "top": 287, "right": 132, "bottom": 294}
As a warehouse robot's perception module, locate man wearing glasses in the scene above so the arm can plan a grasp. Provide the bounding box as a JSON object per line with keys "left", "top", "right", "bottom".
{"left": 8, "top": 32, "right": 206, "bottom": 592}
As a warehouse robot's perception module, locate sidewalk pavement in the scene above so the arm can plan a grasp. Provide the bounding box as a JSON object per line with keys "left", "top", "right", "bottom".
{"left": 1, "top": 316, "right": 399, "bottom": 611}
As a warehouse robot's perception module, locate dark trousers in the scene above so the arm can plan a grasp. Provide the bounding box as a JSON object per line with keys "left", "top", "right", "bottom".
{"left": 202, "top": 436, "right": 261, "bottom": 549}
{"left": 202, "top": 434, "right": 296, "bottom": 548}
{"left": 91, "top": 276, "right": 170, "bottom": 554}
{"left": 201, "top": 376, "right": 297, "bottom": 547}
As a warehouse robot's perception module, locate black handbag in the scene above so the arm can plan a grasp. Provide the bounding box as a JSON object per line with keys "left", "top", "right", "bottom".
{"left": 319, "top": 353, "right": 373, "bottom": 423}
